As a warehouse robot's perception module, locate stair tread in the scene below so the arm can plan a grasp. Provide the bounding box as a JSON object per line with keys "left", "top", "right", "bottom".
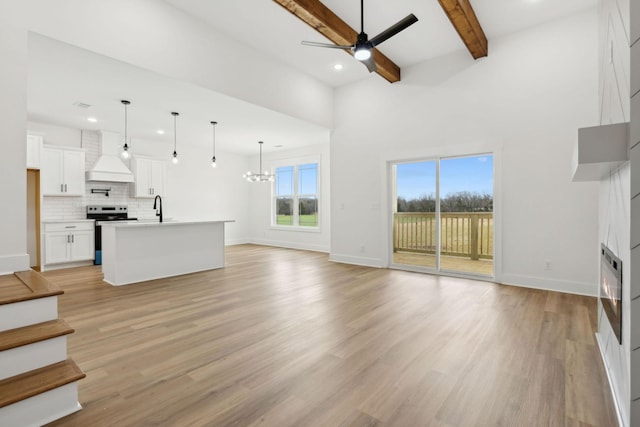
{"left": 0, "top": 319, "right": 74, "bottom": 351}
{"left": 0, "top": 359, "right": 85, "bottom": 408}
{"left": 0, "top": 270, "right": 62, "bottom": 305}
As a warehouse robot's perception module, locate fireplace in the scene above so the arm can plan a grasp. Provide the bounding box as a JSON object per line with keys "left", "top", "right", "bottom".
{"left": 600, "top": 244, "right": 622, "bottom": 344}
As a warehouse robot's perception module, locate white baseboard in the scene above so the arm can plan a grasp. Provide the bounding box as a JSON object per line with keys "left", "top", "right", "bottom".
{"left": 41, "top": 260, "right": 94, "bottom": 272}
{"left": 329, "top": 253, "right": 384, "bottom": 268}
{"left": 498, "top": 273, "right": 597, "bottom": 296}
{"left": 249, "top": 238, "right": 329, "bottom": 253}
{"left": 225, "top": 237, "right": 250, "bottom": 246}
{"left": 0, "top": 253, "right": 29, "bottom": 275}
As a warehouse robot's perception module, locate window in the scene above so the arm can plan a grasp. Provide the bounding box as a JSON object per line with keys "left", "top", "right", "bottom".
{"left": 273, "top": 161, "right": 319, "bottom": 228}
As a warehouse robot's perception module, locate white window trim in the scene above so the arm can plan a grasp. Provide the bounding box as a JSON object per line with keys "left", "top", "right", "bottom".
{"left": 270, "top": 155, "right": 321, "bottom": 232}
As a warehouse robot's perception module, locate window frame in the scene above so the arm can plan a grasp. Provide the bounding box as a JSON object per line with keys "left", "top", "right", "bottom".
{"left": 270, "top": 156, "right": 321, "bottom": 232}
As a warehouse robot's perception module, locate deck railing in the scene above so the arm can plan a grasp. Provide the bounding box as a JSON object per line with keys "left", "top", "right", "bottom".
{"left": 393, "top": 212, "right": 493, "bottom": 260}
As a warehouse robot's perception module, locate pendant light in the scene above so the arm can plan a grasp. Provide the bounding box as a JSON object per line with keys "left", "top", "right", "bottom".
{"left": 243, "top": 141, "right": 274, "bottom": 182}
{"left": 171, "top": 111, "right": 179, "bottom": 164}
{"left": 121, "top": 100, "right": 130, "bottom": 159}
{"left": 210, "top": 121, "right": 217, "bottom": 168}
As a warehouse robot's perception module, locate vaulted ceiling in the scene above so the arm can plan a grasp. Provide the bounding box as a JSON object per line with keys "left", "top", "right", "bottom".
{"left": 26, "top": 0, "right": 598, "bottom": 155}
{"left": 165, "top": 0, "right": 597, "bottom": 87}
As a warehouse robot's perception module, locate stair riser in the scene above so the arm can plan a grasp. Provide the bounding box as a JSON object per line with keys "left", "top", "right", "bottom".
{"left": 0, "top": 336, "right": 67, "bottom": 381}
{"left": 0, "top": 297, "right": 57, "bottom": 332}
{"left": 0, "top": 382, "right": 81, "bottom": 427}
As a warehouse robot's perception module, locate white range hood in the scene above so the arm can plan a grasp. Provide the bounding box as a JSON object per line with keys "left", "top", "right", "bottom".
{"left": 86, "top": 131, "right": 135, "bottom": 183}
{"left": 571, "top": 122, "right": 629, "bottom": 182}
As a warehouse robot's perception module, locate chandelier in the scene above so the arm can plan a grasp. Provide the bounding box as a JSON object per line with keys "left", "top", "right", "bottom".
{"left": 243, "top": 141, "right": 274, "bottom": 182}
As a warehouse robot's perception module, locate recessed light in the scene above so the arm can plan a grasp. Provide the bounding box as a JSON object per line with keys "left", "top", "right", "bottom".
{"left": 157, "top": 130, "right": 165, "bottom": 135}
{"left": 333, "top": 63, "right": 344, "bottom": 71}
{"left": 275, "top": 145, "right": 284, "bottom": 148}
{"left": 87, "top": 117, "right": 97, "bottom": 123}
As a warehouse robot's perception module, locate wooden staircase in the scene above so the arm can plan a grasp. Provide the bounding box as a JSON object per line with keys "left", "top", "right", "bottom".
{"left": 0, "top": 270, "right": 85, "bottom": 426}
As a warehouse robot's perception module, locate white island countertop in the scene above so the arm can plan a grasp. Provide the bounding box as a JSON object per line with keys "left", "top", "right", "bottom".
{"left": 101, "top": 220, "right": 234, "bottom": 286}
{"left": 101, "top": 219, "right": 234, "bottom": 228}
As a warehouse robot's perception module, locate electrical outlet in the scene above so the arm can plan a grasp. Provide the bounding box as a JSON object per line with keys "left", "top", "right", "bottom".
{"left": 544, "top": 260, "right": 552, "bottom": 271}
{"left": 360, "top": 245, "right": 365, "bottom": 254}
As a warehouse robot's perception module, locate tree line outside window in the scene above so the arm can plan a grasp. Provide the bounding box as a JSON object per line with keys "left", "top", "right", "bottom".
{"left": 274, "top": 162, "right": 318, "bottom": 227}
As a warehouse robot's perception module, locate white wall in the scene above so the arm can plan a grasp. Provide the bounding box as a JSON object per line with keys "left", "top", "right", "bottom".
{"left": 330, "top": 10, "right": 600, "bottom": 294}
{"left": 163, "top": 144, "right": 251, "bottom": 245}
{"left": 248, "top": 142, "right": 331, "bottom": 252}
{"left": 596, "top": 0, "right": 631, "bottom": 424}
{"left": 9, "top": 0, "right": 333, "bottom": 129}
{"left": 27, "top": 122, "right": 81, "bottom": 148}
{"left": 0, "top": 23, "right": 29, "bottom": 273}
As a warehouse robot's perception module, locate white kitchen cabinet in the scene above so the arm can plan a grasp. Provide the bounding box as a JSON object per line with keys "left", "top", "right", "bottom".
{"left": 130, "top": 157, "right": 166, "bottom": 198}
{"left": 43, "top": 221, "right": 94, "bottom": 267}
{"left": 41, "top": 146, "right": 86, "bottom": 196}
{"left": 26, "top": 134, "right": 43, "bottom": 169}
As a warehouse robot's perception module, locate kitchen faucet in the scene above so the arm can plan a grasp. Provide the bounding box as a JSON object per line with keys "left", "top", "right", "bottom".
{"left": 153, "top": 195, "right": 163, "bottom": 223}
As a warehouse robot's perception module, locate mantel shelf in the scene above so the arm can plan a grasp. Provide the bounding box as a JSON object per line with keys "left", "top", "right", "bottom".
{"left": 572, "top": 122, "right": 629, "bottom": 182}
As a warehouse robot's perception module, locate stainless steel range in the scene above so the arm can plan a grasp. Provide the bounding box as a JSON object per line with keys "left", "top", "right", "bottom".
{"left": 86, "top": 205, "right": 137, "bottom": 265}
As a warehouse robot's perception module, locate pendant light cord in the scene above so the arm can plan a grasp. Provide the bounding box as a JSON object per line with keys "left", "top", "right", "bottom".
{"left": 212, "top": 121, "right": 217, "bottom": 158}
{"left": 124, "top": 103, "right": 128, "bottom": 143}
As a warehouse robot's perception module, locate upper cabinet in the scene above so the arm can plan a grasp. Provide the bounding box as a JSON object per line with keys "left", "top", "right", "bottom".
{"left": 26, "top": 134, "right": 43, "bottom": 169}
{"left": 41, "top": 146, "right": 86, "bottom": 196}
{"left": 130, "top": 157, "right": 166, "bottom": 198}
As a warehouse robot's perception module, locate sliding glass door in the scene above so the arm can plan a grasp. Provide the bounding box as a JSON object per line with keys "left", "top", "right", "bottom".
{"left": 392, "top": 154, "right": 494, "bottom": 277}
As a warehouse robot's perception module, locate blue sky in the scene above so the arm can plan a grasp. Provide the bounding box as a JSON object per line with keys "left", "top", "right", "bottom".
{"left": 396, "top": 155, "right": 493, "bottom": 200}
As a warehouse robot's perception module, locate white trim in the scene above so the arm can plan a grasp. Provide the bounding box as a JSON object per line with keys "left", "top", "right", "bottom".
{"left": 596, "top": 332, "right": 625, "bottom": 427}
{"left": 270, "top": 156, "right": 321, "bottom": 230}
{"left": 381, "top": 143, "right": 501, "bottom": 279}
{"left": 41, "top": 260, "right": 93, "bottom": 272}
{"left": 499, "top": 273, "right": 597, "bottom": 296}
{"left": 224, "top": 238, "right": 251, "bottom": 246}
{"left": 270, "top": 225, "right": 321, "bottom": 233}
{"left": 250, "top": 238, "right": 328, "bottom": 253}
{"left": 329, "top": 253, "right": 384, "bottom": 268}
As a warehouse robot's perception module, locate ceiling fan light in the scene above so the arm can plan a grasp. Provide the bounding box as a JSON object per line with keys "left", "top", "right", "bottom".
{"left": 354, "top": 46, "right": 371, "bottom": 61}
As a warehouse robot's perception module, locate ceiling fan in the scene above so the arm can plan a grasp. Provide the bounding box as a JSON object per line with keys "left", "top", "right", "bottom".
{"left": 301, "top": 0, "right": 418, "bottom": 73}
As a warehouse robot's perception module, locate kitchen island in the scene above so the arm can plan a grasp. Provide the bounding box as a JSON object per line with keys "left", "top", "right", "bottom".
{"left": 101, "top": 220, "right": 234, "bottom": 286}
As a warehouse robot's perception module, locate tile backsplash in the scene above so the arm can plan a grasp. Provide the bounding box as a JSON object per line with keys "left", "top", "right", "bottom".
{"left": 41, "top": 130, "right": 157, "bottom": 221}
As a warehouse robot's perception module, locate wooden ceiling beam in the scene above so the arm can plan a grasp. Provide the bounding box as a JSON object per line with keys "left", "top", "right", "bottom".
{"left": 273, "top": 0, "right": 402, "bottom": 83}
{"left": 438, "top": 0, "right": 488, "bottom": 59}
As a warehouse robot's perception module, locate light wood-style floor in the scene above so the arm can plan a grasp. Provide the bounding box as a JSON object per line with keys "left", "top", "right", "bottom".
{"left": 43, "top": 244, "right": 616, "bottom": 427}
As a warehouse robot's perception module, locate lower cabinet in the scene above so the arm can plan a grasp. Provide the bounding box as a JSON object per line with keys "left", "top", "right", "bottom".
{"left": 43, "top": 222, "right": 94, "bottom": 267}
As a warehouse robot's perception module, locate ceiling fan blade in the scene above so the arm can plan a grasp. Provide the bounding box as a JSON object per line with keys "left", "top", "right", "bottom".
{"left": 361, "top": 56, "right": 377, "bottom": 73}
{"left": 301, "top": 40, "right": 353, "bottom": 50}
{"left": 369, "top": 14, "right": 418, "bottom": 47}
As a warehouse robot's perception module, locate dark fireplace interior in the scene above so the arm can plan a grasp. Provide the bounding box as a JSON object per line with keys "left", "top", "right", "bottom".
{"left": 600, "top": 244, "right": 622, "bottom": 344}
